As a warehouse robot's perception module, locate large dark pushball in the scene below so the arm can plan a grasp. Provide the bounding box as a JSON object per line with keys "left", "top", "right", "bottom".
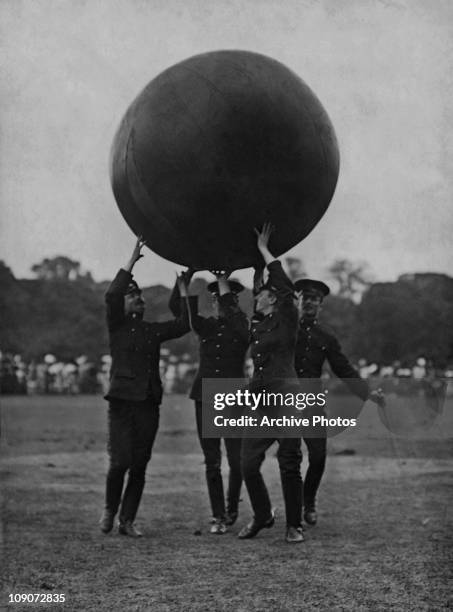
{"left": 110, "top": 50, "right": 339, "bottom": 269}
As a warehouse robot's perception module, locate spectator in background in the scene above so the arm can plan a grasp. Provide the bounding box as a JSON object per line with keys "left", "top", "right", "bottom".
{"left": 412, "top": 357, "right": 427, "bottom": 380}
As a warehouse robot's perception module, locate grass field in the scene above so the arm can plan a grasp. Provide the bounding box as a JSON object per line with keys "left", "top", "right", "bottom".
{"left": 1, "top": 394, "right": 452, "bottom": 611}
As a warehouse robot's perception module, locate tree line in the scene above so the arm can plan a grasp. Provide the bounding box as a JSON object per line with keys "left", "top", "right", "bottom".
{"left": 1, "top": 257, "right": 452, "bottom": 367}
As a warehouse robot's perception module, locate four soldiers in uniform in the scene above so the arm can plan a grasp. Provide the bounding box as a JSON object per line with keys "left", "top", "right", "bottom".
{"left": 101, "top": 231, "right": 383, "bottom": 542}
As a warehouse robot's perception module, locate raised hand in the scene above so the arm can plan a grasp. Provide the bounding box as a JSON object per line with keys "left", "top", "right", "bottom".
{"left": 125, "top": 236, "right": 146, "bottom": 272}
{"left": 254, "top": 222, "right": 274, "bottom": 252}
{"left": 254, "top": 223, "right": 276, "bottom": 266}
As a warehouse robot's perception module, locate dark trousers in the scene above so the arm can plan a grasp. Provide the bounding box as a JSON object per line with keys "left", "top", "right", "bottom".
{"left": 241, "top": 437, "right": 303, "bottom": 528}
{"left": 302, "top": 435, "right": 327, "bottom": 509}
{"left": 105, "top": 399, "right": 159, "bottom": 523}
{"left": 195, "top": 401, "right": 242, "bottom": 519}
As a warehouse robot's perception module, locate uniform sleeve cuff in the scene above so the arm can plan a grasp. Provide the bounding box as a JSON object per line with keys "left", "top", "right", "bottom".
{"left": 266, "top": 260, "right": 281, "bottom": 271}
{"left": 119, "top": 268, "right": 133, "bottom": 279}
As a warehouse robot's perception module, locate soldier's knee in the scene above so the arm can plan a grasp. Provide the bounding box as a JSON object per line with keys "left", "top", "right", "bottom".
{"left": 277, "top": 450, "right": 302, "bottom": 476}
{"left": 108, "top": 446, "right": 132, "bottom": 470}
{"left": 205, "top": 460, "right": 222, "bottom": 476}
{"left": 308, "top": 447, "right": 326, "bottom": 466}
{"left": 241, "top": 456, "right": 261, "bottom": 479}
{"left": 229, "top": 461, "right": 242, "bottom": 475}
{"left": 129, "top": 464, "right": 147, "bottom": 482}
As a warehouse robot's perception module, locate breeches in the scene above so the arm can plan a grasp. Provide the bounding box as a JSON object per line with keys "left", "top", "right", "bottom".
{"left": 105, "top": 399, "right": 159, "bottom": 522}
{"left": 241, "top": 436, "right": 303, "bottom": 527}
{"left": 195, "top": 401, "right": 242, "bottom": 518}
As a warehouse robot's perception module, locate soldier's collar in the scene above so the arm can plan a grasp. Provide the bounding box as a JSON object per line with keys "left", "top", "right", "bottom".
{"left": 300, "top": 317, "right": 317, "bottom": 326}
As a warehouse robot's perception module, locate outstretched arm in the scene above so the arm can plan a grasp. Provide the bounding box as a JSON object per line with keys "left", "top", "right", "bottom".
{"left": 211, "top": 269, "right": 231, "bottom": 296}
{"left": 168, "top": 268, "right": 195, "bottom": 316}
{"left": 167, "top": 268, "right": 205, "bottom": 334}
{"left": 255, "top": 223, "right": 295, "bottom": 310}
{"left": 213, "top": 271, "right": 249, "bottom": 343}
{"left": 253, "top": 265, "right": 265, "bottom": 295}
{"left": 158, "top": 272, "right": 194, "bottom": 340}
{"left": 255, "top": 222, "right": 277, "bottom": 266}
{"left": 327, "top": 338, "right": 385, "bottom": 406}
{"left": 123, "top": 236, "right": 146, "bottom": 273}
{"left": 106, "top": 237, "right": 146, "bottom": 331}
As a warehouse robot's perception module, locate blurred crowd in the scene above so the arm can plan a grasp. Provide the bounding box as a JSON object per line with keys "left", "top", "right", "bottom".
{"left": 1, "top": 350, "right": 452, "bottom": 397}
{"left": 0, "top": 349, "right": 197, "bottom": 396}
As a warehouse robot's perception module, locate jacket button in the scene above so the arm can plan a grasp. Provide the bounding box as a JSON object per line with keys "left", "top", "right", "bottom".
{"left": 258, "top": 367, "right": 263, "bottom": 371}
{"left": 216, "top": 344, "right": 220, "bottom": 348}
{"left": 257, "top": 353, "right": 261, "bottom": 357}
{"left": 215, "top": 369, "right": 220, "bottom": 373}
{"left": 217, "top": 333, "right": 222, "bottom": 337}
{"left": 131, "top": 328, "right": 135, "bottom": 332}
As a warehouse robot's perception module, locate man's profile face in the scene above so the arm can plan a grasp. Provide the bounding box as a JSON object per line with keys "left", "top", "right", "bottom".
{"left": 299, "top": 291, "right": 322, "bottom": 319}
{"left": 255, "top": 288, "right": 276, "bottom": 313}
{"left": 124, "top": 291, "right": 145, "bottom": 315}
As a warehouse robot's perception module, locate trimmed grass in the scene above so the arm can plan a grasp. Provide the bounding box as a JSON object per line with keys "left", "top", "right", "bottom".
{"left": 1, "top": 394, "right": 452, "bottom": 611}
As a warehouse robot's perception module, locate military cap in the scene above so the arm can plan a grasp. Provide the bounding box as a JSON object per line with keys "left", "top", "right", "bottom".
{"left": 207, "top": 280, "right": 244, "bottom": 295}
{"left": 255, "top": 278, "right": 297, "bottom": 298}
{"left": 293, "top": 278, "right": 330, "bottom": 298}
{"left": 125, "top": 279, "right": 142, "bottom": 296}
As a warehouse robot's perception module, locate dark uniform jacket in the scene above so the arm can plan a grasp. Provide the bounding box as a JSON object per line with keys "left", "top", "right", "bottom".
{"left": 250, "top": 261, "right": 299, "bottom": 390}
{"left": 169, "top": 288, "right": 249, "bottom": 401}
{"left": 105, "top": 269, "right": 190, "bottom": 404}
{"left": 295, "top": 319, "right": 369, "bottom": 400}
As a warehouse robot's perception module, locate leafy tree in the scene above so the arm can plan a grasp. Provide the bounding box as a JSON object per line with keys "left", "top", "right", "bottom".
{"left": 328, "top": 259, "right": 373, "bottom": 301}
{"left": 319, "top": 294, "right": 359, "bottom": 359}
{"left": 31, "top": 256, "right": 82, "bottom": 281}
{"left": 1, "top": 258, "right": 452, "bottom": 369}
{"left": 0, "top": 261, "right": 29, "bottom": 354}
{"left": 356, "top": 274, "right": 453, "bottom": 366}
